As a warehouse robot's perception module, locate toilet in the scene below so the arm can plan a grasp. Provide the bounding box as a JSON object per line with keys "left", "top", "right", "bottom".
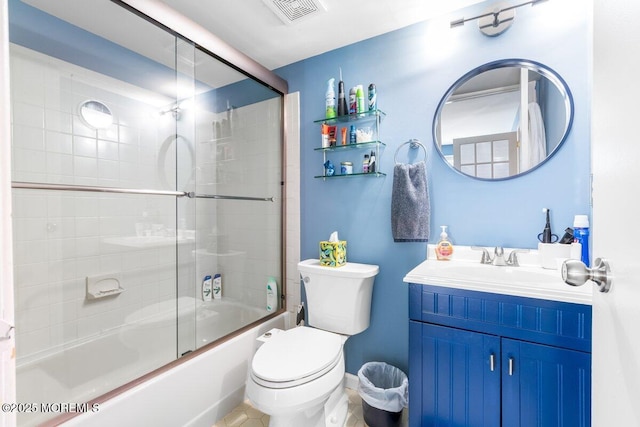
{"left": 246, "top": 259, "right": 379, "bottom": 427}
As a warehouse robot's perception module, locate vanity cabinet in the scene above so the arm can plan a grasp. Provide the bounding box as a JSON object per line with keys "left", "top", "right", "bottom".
{"left": 313, "top": 110, "right": 386, "bottom": 179}
{"left": 409, "top": 283, "right": 592, "bottom": 427}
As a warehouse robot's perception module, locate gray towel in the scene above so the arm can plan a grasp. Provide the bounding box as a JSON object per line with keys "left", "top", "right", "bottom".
{"left": 391, "top": 161, "right": 430, "bottom": 242}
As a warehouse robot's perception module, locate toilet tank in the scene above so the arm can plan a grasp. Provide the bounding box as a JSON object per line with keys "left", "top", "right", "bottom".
{"left": 297, "top": 259, "right": 379, "bottom": 335}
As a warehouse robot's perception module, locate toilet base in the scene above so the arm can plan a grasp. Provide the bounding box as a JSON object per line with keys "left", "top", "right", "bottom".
{"left": 267, "top": 383, "right": 348, "bottom": 427}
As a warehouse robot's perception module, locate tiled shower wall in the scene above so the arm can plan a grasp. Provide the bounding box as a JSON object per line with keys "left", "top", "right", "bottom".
{"left": 10, "top": 43, "right": 180, "bottom": 362}
{"left": 10, "top": 43, "right": 296, "bottom": 363}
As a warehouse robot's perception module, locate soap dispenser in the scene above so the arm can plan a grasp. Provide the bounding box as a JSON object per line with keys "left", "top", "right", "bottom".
{"left": 435, "top": 225, "right": 454, "bottom": 260}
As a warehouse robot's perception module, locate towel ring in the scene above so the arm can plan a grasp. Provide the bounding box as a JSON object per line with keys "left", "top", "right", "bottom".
{"left": 394, "top": 139, "right": 427, "bottom": 164}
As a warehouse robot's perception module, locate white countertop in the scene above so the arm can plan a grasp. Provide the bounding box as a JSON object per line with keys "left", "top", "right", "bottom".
{"left": 403, "top": 245, "right": 592, "bottom": 305}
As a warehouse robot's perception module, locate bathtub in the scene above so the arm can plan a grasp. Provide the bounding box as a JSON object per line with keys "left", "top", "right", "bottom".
{"left": 16, "top": 298, "right": 286, "bottom": 426}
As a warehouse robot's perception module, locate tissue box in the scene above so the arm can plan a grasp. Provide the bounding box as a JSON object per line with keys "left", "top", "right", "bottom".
{"left": 319, "top": 241, "right": 347, "bottom": 267}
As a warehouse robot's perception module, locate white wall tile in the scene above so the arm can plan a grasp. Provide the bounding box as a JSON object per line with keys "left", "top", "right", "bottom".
{"left": 11, "top": 45, "right": 291, "bottom": 364}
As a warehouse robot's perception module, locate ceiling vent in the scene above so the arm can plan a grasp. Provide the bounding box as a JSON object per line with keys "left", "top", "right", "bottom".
{"left": 262, "top": 0, "right": 327, "bottom": 25}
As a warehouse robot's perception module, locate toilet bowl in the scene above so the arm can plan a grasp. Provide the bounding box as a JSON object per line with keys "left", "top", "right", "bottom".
{"left": 246, "top": 327, "right": 349, "bottom": 427}
{"left": 246, "top": 259, "right": 379, "bottom": 427}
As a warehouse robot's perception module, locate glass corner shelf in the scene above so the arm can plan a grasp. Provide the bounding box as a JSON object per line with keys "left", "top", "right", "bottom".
{"left": 314, "top": 141, "right": 385, "bottom": 152}
{"left": 313, "top": 109, "right": 386, "bottom": 124}
{"left": 314, "top": 172, "right": 386, "bottom": 179}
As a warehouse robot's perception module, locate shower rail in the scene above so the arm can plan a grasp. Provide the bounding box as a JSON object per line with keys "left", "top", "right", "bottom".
{"left": 188, "top": 193, "right": 274, "bottom": 202}
{"left": 11, "top": 181, "right": 275, "bottom": 202}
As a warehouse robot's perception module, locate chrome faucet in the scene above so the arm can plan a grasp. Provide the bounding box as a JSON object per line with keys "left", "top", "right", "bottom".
{"left": 492, "top": 247, "right": 507, "bottom": 266}
{"left": 471, "top": 246, "right": 530, "bottom": 267}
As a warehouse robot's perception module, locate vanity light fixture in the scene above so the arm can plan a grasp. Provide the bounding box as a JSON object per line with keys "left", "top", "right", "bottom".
{"left": 451, "top": 0, "right": 548, "bottom": 37}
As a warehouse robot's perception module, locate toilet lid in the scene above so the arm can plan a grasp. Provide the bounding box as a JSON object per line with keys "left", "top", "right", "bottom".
{"left": 251, "top": 327, "right": 342, "bottom": 388}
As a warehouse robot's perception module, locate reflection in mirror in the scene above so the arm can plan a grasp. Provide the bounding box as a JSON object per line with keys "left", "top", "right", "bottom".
{"left": 79, "top": 100, "right": 113, "bottom": 129}
{"left": 433, "top": 59, "right": 573, "bottom": 180}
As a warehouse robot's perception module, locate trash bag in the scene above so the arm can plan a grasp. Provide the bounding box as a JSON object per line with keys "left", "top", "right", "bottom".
{"left": 357, "top": 361, "right": 408, "bottom": 413}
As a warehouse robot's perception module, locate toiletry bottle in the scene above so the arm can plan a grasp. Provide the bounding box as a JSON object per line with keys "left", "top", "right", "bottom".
{"left": 202, "top": 275, "right": 212, "bottom": 301}
{"left": 362, "top": 154, "right": 370, "bottom": 173}
{"left": 356, "top": 84, "right": 365, "bottom": 115}
{"left": 368, "top": 83, "right": 377, "bottom": 111}
{"left": 369, "top": 150, "right": 376, "bottom": 173}
{"left": 213, "top": 274, "right": 222, "bottom": 299}
{"left": 337, "top": 69, "right": 348, "bottom": 117}
{"left": 325, "top": 78, "right": 336, "bottom": 119}
{"left": 349, "top": 87, "right": 357, "bottom": 114}
{"left": 321, "top": 123, "right": 330, "bottom": 148}
{"left": 266, "top": 277, "right": 278, "bottom": 312}
{"left": 573, "top": 215, "right": 590, "bottom": 266}
{"left": 349, "top": 125, "right": 356, "bottom": 144}
{"left": 435, "top": 226, "right": 454, "bottom": 260}
{"left": 324, "top": 160, "right": 335, "bottom": 176}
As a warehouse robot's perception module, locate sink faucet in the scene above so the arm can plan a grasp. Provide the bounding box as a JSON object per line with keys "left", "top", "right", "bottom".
{"left": 471, "top": 246, "right": 530, "bottom": 267}
{"left": 492, "top": 247, "right": 507, "bottom": 266}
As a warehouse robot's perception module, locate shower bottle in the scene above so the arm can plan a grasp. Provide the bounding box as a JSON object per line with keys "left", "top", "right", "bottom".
{"left": 266, "top": 277, "right": 278, "bottom": 312}
{"left": 213, "top": 274, "right": 222, "bottom": 299}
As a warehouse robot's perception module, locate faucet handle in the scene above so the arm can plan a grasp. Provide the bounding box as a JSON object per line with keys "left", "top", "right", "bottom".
{"left": 471, "top": 246, "right": 492, "bottom": 264}
{"left": 506, "top": 249, "right": 530, "bottom": 267}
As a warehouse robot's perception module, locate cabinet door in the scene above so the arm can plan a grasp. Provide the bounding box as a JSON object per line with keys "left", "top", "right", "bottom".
{"left": 502, "top": 339, "right": 591, "bottom": 427}
{"left": 410, "top": 321, "right": 500, "bottom": 427}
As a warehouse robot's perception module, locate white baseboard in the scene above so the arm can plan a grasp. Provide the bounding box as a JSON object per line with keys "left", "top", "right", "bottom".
{"left": 344, "top": 372, "right": 359, "bottom": 391}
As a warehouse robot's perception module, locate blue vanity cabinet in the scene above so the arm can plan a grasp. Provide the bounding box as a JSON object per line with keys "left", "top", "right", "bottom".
{"left": 409, "top": 283, "right": 592, "bottom": 427}
{"left": 409, "top": 320, "right": 501, "bottom": 426}
{"left": 501, "top": 338, "right": 591, "bottom": 427}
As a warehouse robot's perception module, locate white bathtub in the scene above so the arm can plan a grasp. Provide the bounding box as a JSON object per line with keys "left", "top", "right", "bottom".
{"left": 16, "top": 298, "right": 286, "bottom": 426}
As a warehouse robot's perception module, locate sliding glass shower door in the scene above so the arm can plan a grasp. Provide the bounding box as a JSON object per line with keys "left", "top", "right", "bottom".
{"left": 8, "top": 1, "right": 283, "bottom": 425}
{"left": 175, "top": 39, "right": 284, "bottom": 355}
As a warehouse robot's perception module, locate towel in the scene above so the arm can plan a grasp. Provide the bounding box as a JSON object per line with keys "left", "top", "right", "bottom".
{"left": 391, "top": 161, "right": 430, "bottom": 242}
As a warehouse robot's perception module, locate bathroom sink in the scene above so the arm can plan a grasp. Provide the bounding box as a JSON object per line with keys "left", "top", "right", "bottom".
{"left": 403, "top": 245, "right": 592, "bottom": 305}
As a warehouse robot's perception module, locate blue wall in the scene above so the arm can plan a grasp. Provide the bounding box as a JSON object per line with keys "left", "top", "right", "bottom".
{"left": 276, "top": 1, "right": 590, "bottom": 375}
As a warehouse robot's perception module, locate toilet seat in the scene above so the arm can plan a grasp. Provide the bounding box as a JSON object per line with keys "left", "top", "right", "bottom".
{"left": 251, "top": 327, "right": 343, "bottom": 389}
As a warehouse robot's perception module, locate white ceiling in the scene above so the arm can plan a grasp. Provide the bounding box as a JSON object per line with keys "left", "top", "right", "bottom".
{"left": 23, "top": 0, "right": 487, "bottom": 71}
{"left": 157, "top": 0, "right": 486, "bottom": 69}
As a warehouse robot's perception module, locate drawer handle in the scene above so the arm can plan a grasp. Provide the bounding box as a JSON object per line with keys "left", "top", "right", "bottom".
{"left": 508, "top": 357, "right": 515, "bottom": 376}
{"left": 489, "top": 353, "right": 495, "bottom": 372}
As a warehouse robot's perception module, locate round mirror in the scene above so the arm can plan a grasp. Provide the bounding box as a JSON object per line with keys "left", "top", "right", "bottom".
{"left": 79, "top": 100, "right": 113, "bottom": 130}
{"left": 433, "top": 59, "right": 573, "bottom": 180}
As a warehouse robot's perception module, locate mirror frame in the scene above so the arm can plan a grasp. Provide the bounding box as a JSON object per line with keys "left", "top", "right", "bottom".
{"left": 432, "top": 58, "right": 574, "bottom": 181}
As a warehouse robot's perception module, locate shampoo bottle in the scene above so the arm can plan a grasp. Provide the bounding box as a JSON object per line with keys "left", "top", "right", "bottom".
{"left": 266, "top": 277, "right": 278, "bottom": 312}
{"left": 435, "top": 226, "right": 454, "bottom": 260}
{"left": 202, "top": 275, "right": 212, "bottom": 301}
{"left": 212, "top": 274, "right": 222, "bottom": 299}
{"left": 325, "top": 78, "right": 336, "bottom": 119}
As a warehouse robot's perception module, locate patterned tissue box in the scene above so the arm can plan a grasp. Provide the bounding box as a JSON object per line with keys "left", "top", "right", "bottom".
{"left": 319, "top": 241, "right": 347, "bottom": 267}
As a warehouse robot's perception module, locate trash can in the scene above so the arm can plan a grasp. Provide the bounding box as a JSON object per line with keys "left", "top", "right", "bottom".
{"left": 357, "top": 361, "right": 408, "bottom": 427}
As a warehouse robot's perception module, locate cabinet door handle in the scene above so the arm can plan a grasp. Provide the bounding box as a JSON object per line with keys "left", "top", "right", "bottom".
{"left": 508, "top": 357, "right": 514, "bottom": 376}
{"left": 489, "top": 353, "right": 495, "bottom": 372}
